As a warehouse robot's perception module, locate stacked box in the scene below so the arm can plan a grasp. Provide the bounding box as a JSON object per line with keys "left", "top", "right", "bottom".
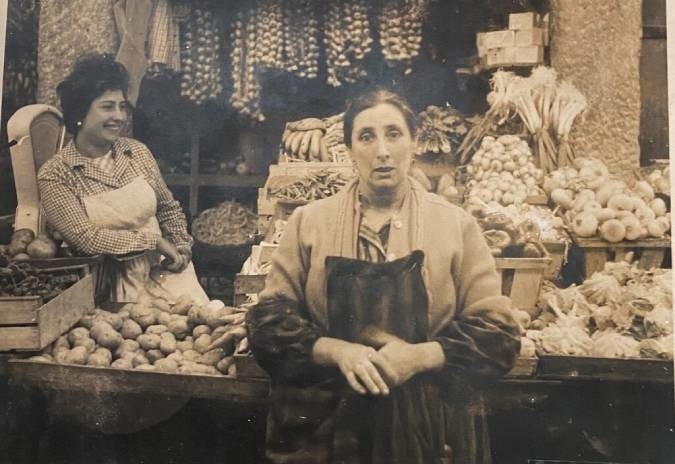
{"left": 475, "top": 11, "right": 548, "bottom": 68}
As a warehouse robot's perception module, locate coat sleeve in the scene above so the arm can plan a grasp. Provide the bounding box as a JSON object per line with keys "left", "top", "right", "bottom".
{"left": 434, "top": 215, "right": 521, "bottom": 383}
{"left": 246, "top": 207, "right": 329, "bottom": 386}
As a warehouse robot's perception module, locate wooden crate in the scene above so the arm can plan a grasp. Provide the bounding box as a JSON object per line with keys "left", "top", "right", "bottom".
{"left": 542, "top": 241, "right": 568, "bottom": 280}
{"left": 495, "top": 256, "right": 551, "bottom": 314}
{"left": 571, "top": 234, "right": 670, "bottom": 278}
{"left": 257, "top": 162, "right": 354, "bottom": 216}
{"left": 234, "top": 353, "right": 269, "bottom": 380}
{"left": 0, "top": 273, "right": 94, "bottom": 351}
{"left": 233, "top": 273, "right": 266, "bottom": 306}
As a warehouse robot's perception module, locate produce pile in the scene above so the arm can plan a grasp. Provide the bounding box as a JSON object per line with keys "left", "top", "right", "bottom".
{"left": 465, "top": 206, "right": 547, "bottom": 258}
{"left": 415, "top": 105, "right": 471, "bottom": 157}
{"left": 465, "top": 198, "right": 569, "bottom": 244}
{"left": 463, "top": 134, "right": 546, "bottom": 207}
{"left": 179, "top": 5, "right": 224, "bottom": 105}
{"left": 459, "top": 67, "right": 587, "bottom": 173}
{"left": 29, "top": 292, "right": 251, "bottom": 376}
{"left": 378, "top": 0, "right": 427, "bottom": 73}
{"left": 0, "top": 261, "right": 79, "bottom": 302}
{"left": 280, "top": 118, "right": 329, "bottom": 162}
{"left": 641, "top": 165, "right": 671, "bottom": 196}
{"left": 325, "top": 0, "right": 373, "bottom": 86}
{"left": 269, "top": 170, "right": 352, "bottom": 202}
{"left": 192, "top": 201, "right": 258, "bottom": 246}
{"left": 519, "top": 261, "right": 673, "bottom": 360}
{"left": 545, "top": 158, "right": 671, "bottom": 242}
{"left": 1, "top": 228, "right": 59, "bottom": 261}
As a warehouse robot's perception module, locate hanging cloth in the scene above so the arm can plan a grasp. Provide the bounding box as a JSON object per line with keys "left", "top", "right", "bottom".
{"left": 114, "top": 0, "right": 154, "bottom": 105}
{"left": 147, "top": 0, "right": 181, "bottom": 72}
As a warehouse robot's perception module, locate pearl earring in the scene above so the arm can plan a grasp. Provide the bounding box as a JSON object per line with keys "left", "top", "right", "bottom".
{"left": 76, "top": 121, "right": 82, "bottom": 127}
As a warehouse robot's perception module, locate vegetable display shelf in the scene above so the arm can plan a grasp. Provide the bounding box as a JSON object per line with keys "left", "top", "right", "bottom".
{"left": 570, "top": 233, "right": 670, "bottom": 278}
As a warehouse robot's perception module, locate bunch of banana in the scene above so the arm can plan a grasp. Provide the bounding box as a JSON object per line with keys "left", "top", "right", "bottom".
{"left": 280, "top": 118, "right": 330, "bottom": 161}
{"left": 415, "top": 105, "right": 470, "bottom": 156}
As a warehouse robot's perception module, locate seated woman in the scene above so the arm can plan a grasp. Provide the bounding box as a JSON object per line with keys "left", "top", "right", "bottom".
{"left": 247, "top": 89, "right": 521, "bottom": 463}
{"left": 38, "top": 53, "right": 204, "bottom": 304}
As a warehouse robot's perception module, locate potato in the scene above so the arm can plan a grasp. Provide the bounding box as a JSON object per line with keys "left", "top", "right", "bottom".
{"left": 93, "top": 347, "right": 112, "bottom": 365}
{"left": 168, "top": 316, "right": 189, "bottom": 339}
{"left": 159, "top": 333, "right": 177, "bottom": 355}
{"left": 95, "top": 328, "right": 123, "bottom": 350}
{"left": 182, "top": 350, "right": 202, "bottom": 363}
{"left": 171, "top": 294, "right": 193, "bottom": 315}
{"left": 194, "top": 334, "right": 213, "bottom": 354}
{"left": 227, "top": 363, "right": 237, "bottom": 377}
{"left": 178, "top": 361, "right": 218, "bottom": 375}
{"left": 192, "top": 325, "right": 212, "bottom": 339}
{"left": 137, "top": 334, "right": 161, "bottom": 351}
{"left": 78, "top": 314, "right": 96, "bottom": 329}
{"left": 73, "top": 336, "right": 96, "bottom": 354}
{"left": 216, "top": 356, "right": 235, "bottom": 375}
{"left": 87, "top": 353, "right": 110, "bottom": 367}
{"left": 156, "top": 311, "right": 172, "bottom": 326}
{"left": 64, "top": 346, "right": 89, "bottom": 365}
{"left": 146, "top": 324, "right": 168, "bottom": 336}
{"left": 121, "top": 319, "right": 143, "bottom": 340}
{"left": 135, "top": 364, "right": 156, "bottom": 371}
{"left": 200, "top": 349, "right": 223, "bottom": 366}
{"left": 151, "top": 298, "right": 171, "bottom": 313}
{"left": 118, "top": 310, "right": 130, "bottom": 320}
{"left": 90, "top": 321, "right": 114, "bottom": 341}
{"left": 176, "top": 340, "right": 194, "bottom": 352}
{"left": 115, "top": 339, "right": 140, "bottom": 358}
{"left": 54, "top": 349, "right": 69, "bottom": 364}
{"left": 51, "top": 336, "right": 70, "bottom": 353}
{"left": 94, "top": 309, "right": 123, "bottom": 331}
{"left": 119, "top": 350, "right": 137, "bottom": 361}
{"left": 187, "top": 305, "right": 205, "bottom": 325}
{"left": 111, "top": 358, "right": 133, "bottom": 369}
{"left": 132, "top": 353, "right": 150, "bottom": 367}
{"left": 166, "top": 352, "right": 184, "bottom": 365}
{"left": 129, "top": 304, "right": 156, "bottom": 329}
{"left": 146, "top": 349, "right": 165, "bottom": 363}
{"left": 67, "top": 327, "right": 90, "bottom": 345}
{"left": 211, "top": 326, "right": 229, "bottom": 338}
{"left": 154, "top": 358, "right": 178, "bottom": 372}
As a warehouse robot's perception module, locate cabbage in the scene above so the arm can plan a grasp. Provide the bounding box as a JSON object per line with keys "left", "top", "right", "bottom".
{"left": 539, "top": 325, "right": 592, "bottom": 356}
{"left": 520, "top": 337, "right": 536, "bottom": 357}
{"left": 579, "top": 274, "right": 622, "bottom": 306}
{"left": 591, "top": 305, "right": 613, "bottom": 331}
{"left": 643, "top": 306, "right": 673, "bottom": 338}
{"left": 590, "top": 330, "right": 640, "bottom": 358}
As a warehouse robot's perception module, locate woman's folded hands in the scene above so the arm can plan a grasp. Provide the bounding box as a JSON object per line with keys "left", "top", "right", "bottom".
{"left": 312, "top": 337, "right": 446, "bottom": 395}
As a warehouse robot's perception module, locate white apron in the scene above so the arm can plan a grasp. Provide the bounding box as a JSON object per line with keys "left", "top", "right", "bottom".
{"left": 82, "top": 177, "right": 207, "bottom": 304}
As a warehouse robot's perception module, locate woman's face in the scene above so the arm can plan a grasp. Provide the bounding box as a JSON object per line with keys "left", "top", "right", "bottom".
{"left": 79, "top": 90, "right": 129, "bottom": 146}
{"left": 350, "top": 103, "right": 414, "bottom": 194}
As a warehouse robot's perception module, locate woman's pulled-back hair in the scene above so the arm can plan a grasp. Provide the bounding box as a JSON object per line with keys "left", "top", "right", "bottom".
{"left": 343, "top": 89, "right": 416, "bottom": 148}
{"left": 56, "top": 53, "right": 130, "bottom": 134}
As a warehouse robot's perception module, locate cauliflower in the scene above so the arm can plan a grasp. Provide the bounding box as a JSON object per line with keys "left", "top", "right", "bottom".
{"left": 591, "top": 330, "right": 640, "bottom": 358}
{"left": 644, "top": 306, "right": 673, "bottom": 338}
{"left": 578, "top": 274, "right": 622, "bottom": 306}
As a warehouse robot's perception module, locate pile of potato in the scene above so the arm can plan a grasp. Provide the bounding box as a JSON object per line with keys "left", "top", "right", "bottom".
{"left": 29, "top": 292, "right": 250, "bottom": 377}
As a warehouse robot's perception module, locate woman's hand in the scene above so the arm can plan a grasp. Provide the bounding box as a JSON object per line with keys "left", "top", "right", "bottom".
{"left": 372, "top": 340, "right": 445, "bottom": 388}
{"left": 312, "top": 337, "right": 390, "bottom": 396}
{"left": 156, "top": 237, "right": 187, "bottom": 272}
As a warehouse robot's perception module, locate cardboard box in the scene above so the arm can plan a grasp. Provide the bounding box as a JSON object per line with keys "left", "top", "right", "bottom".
{"left": 515, "top": 28, "right": 545, "bottom": 47}
{"left": 509, "top": 12, "right": 540, "bottom": 30}
{"left": 476, "top": 32, "right": 487, "bottom": 56}
{"left": 483, "top": 30, "right": 515, "bottom": 48}
{"left": 485, "top": 48, "right": 517, "bottom": 67}
{"left": 512, "top": 46, "right": 544, "bottom": 64}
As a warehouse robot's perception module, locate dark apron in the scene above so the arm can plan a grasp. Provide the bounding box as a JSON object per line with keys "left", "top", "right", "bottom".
{"left": 265, "top": 251, "right": 450, "bottom": 464}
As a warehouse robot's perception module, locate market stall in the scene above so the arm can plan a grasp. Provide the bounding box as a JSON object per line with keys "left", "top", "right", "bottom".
{"left": 0, "top": 1, "right": 673, "bottom": 463}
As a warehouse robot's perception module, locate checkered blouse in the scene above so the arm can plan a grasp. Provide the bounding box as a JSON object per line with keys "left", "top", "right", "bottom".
{"left": 37, "top": 137, "right": 193, "bottom": 255}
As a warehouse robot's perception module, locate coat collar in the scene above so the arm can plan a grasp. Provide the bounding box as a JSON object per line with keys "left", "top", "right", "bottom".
{"left": 61, "top": 138, "right": 135, "bottom": 188}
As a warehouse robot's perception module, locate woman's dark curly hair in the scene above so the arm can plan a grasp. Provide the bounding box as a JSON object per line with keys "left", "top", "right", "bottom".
{"left": 56, "top": 53, "right": 130, "bottom": 134}
{"left": 343, "top": 89, "right": 416, "bottom": 148}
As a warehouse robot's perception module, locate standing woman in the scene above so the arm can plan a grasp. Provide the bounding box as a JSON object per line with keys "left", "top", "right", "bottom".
{"left": 38, "top": 53, "right": 204, "bottom": 304}
{"left": 247, "top": 89, "right": 521, "bottom": 463}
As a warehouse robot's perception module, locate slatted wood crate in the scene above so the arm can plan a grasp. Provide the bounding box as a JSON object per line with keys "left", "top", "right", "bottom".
{"left": 495, "top": 256, "right": 552, "bottom": 314}
{"left": 233, "top": 273, "right": 267, "bottom": 306}
{"left": 570, "top": 234, "right": 670, "bottom": 278}
{"left": 0, "top": 269, "right": 94, "bottom": 351}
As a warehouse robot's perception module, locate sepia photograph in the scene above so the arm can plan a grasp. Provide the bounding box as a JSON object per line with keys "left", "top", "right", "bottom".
{"left": 0, "top": 1, "right": 673, "bottom": 463}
